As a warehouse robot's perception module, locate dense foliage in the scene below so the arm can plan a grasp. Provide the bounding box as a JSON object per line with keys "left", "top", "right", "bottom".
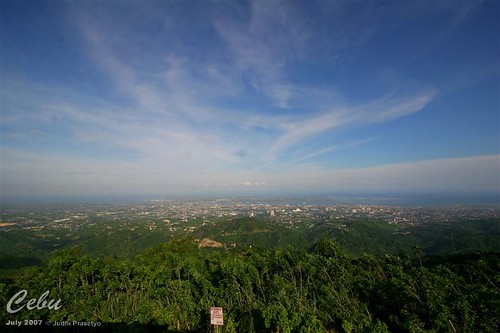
{"left": 1, "top": 238, "right": 499, "bottom": 332}
{"left": 2, "top": 217, "right": 499, "bottom": 280}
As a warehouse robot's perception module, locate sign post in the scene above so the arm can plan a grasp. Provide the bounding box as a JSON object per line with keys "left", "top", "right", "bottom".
{"left": 210, "top": 307, "right": 224, "bottom": 332}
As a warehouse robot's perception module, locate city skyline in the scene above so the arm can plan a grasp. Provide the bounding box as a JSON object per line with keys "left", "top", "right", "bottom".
{"left": 1, "top": 0, "right": 499, "bottom": 200}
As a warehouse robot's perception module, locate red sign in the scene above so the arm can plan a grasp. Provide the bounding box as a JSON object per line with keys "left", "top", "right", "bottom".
{"left": 210, "top": 307, "right": 224, "bottom": 325}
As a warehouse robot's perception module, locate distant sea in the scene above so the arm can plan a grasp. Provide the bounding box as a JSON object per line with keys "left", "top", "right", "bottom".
{"left": 226, "top": 192, "right": 500, "bottom": 207}
{"left": 315, "top": 193, "right": 500, "bottom": 207}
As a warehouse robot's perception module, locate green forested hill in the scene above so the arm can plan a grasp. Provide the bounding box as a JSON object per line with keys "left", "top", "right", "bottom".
{"left": 1, "top": 239, "right": 499, "bottom": 332}
{"left": 1, "top": 217, "right": 498, "bottom": 281}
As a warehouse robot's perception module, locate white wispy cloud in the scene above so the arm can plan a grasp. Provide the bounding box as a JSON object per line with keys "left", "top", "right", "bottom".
{"left": 212, "top": 0, "right": 308, "bottom": 108}
{"left": 242, "top": 181, "right": 267, "bottom": 187}
{"left": 268, "top": 87, "right": 436, "bottom": 160}
{"left": 281, "top": 138, "right": 377, "bottom": 167}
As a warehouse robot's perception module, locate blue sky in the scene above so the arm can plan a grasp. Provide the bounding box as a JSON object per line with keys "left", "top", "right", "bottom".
{"left": 1, "top": 0, "right": 499, "bottom": 199}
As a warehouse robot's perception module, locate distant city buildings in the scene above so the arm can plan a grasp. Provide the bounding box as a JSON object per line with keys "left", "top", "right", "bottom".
{"left": 1, "top": 198, "right": 498, "bottom": 236}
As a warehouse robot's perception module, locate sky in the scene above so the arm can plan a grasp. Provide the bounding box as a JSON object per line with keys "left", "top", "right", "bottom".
{"left": 1, "top": 0, "right": 499, "bottom": 201}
